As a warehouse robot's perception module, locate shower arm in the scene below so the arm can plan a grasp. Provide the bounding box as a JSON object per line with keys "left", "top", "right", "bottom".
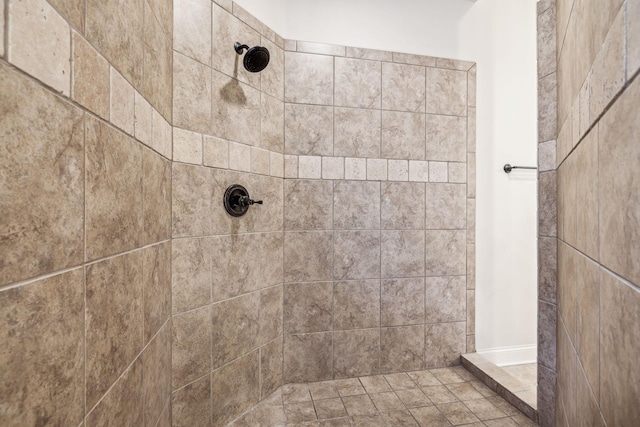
{"left": 234, "top": 42, "right": 249, "bottom": 54}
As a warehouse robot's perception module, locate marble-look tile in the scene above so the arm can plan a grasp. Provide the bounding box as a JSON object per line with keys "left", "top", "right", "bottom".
{"left": 343, "top": 395, "right": 378, "bottom": 416}
{"left": 538, "top": 140, "right": 557, "bottom": 172}
{"left": 322, "top": 156, "right": 344, "bottom": 179}
{"left": 467, "top": 243, "right": 476, "bottom": 290}
{"left": 389, "top": 160, "right": 409, "bottom": 181}
{"left": 0, "top": 64, "right": 84, "bottom": 286}
{"left": 429, "top": 161, "right": 448, "bottom": 183}
{"left": 539, "top": 171, "right": 557, "bottom": 238}
{"left": 558, "top": 242, "right": 577, "bottom": 344}
{"left": 466, "top": 199, "right": 476, "bottom": 244}
{"left": 381, "top": 278, "right": 425, "bottom": 326}
{"left": 270, "top": 151, "right": 284, "bottom": 177}
{"left": 261, "top": 93, "right": 285, "bottom": 152}
{"left": 262, "top": 37, "right": 285, "bottom": 101}
{"left": 392, "top": 51, "right": 436, "bottom": 67}
{"left": 259, "top": 285, "right": 283, "bottom": 345}
{"left": 228, "top": 141, "right": 252, "bottom": 172}
{"left": 335, "top": 378, "right": 367, "bottom": 396}
{"left": 576, "top": 363, "right": 606, "bottom": 427}
{"left": 171, "top": 375, "right": 211, "bottom": 427}
{"left": 425, "top": 276, "right": 466, "bottom": 323}
{"left": 367, "top": 158, "right": 388, "bottom": 181}
{"left": 173, "top": 0, "right": 211, "bottom": 65}
{"left": 334, "top": 230, "right": 381, "bottom": 279}
{"left": 143, "top": 148, "right": 171, "bottom": 245}
{"left": 409, "top": 160, "right": 429, "bottom": 182}
{"left": 347, "top": 46, "right": 393, "bottom": 61}
{"left": 282, "top": 383, "right": 311, "bottom": 403}
{"left": 537, "top": 4, "right": 556, "bottom": 78}
{"left": 172, "top": 163, "right": 214, "bottom": 237}
{"left": 86, "top": 0, "right": 144, "bottom": 89}
{"left": 261, "top": 337, "right": 284, "bottom": 398}
{"left": 557, "top": 315, "right": 576, "bottom": 425}
{"left": 333, "top": 280, "right": 380, "bottom": 329}
{"left": 379, "top": 410, "right": 420, "bottom": 426}
{"left": 172, "top": 305, "right": 212, "bottom": 389}
{"left": 345, "top": 157, "right": 367, "bottom": 180}
{"left": 0, "top": 269, "right": 84, "bottom": 426}
{"left": 142, "top": 322, "right": 171, "bottom": 427}
{"left": 173, "top": 51, "right": 211, "bottom": 133}
{"left": 285, "top": 52, "right": 334, "bottom": 105}
{"left": 9, "top": 0, "right": 71, "bottom": 95}
{"left": 297, "top": 41, "right": 345, "bottom": 56}
{"left": 284, "top": 282, "right": 333, "bottom": 333}
{"left": 425, "top": 114, "right": 467, "bottom": 162}
{"left": 212, "top": 70, "right": 262, "bottom": 145}
{"left": 382, "top": 62, "right": 426, "bottom": 112}
{"left": 381, "top": 111, "right": 426, "bottom": 160}
{"left": 437, "top": 58, "right": 475, "bottom": 71}
{"left": 381, "top": 230, "right": 425, "bottom": 278}
{"left": 539, "top": 72, "right": 558, "bottom": 143}
{"left": 151, "top": 109, "right": 173, "bottom": 159}
{"left": 425, "top": 322, "right": 466, "bottom": 368}
{"left": 407, "top": 370, "right": 441, "bottom": 387}
{"left": 538, "top": 300, "right": 557, "bottom": 371}
{"left": 173, "top": 127, "right": 202, "bottom": 165}
{"left": 284, "top": 232, "right": 333, "bottom": 282}
{"left": 629, "top": 0, "right": 640, "bottom": 77}
{"left": 284, "top": 401, "right": 317, "bottom": 423}
{"left": 335, "top": 57, "right": 382, "bottom": 109}
{"left": 598, "top": 77, "right": 640, "bottom": 285}
{"left": 334, "top": 107, "right": 381, "bottom": 158}
{"left": 381, "top": 325, "right": 425, "bottom": 372}
{"left": 599, "top": 269, "right": 640, "bottom": 426}
{"left": 425, "top": 183, "right": 466, "bottom": 229}
{"left": 210, "top": 234, "right": 260, "bottom": 300}
{"left": 142, "top": 243, "right": 171, "bottom": 343}
{"left": 381, "top": 182, "right": 425, "bottom": 229}
{"left": 395, "top": 389, "right": 431, "bottom": 408}
{"left": 445, "top": 382, "right": 483, "bottom": 401}
{"left": 410, "top": 405, "right": 450, "bottom": 426}
{"left": 369, "top": 392, "right": 405, "bottom": 412}
{"left": 211, "top": 292, "right": 260, "bottom": 368}
{"left": 575, "top": 254, "right": 599, "bottom": 397}
{"left": 438, "top": 401, "right": 480, "bottom": 425}
{"left": 212, "top": 4, "right": 260, "bottom": 89}
{"left": 86, "top": 252, "right": 143, "bottom": 408}
{"left": 203, "top": 135, "right": 229, "bottom": 169}
{"left": 314, "top": 398, "right": 348, "bottom": 420}
{"left": 539, "top": 237, "right": 557, "bottom": 306}
{"left": 334, "top": 181, "right": 381, "bottom": 229}
{"left": 537, "top": 364, "right": 557, "bottom": 427}
{"left": 426, "top": 68, "right": 467, "bottom": 116}
{"left": 86, "top": 358, "right": 143, "bottom": 426}
{"left": 467, "top": 108, "right": 476, "bottom": 152}
{"left": 72, "top": 32, "right": 109, "bottom": 118}
{"left": 425, "top": 230, "right": 466, "bottom": 276}
{"left": 334, "top": 329, "right": 380, "bottom": 378}
{"left": 467, "top": 153, "right": 476, "bottom": 198}
{"left": 359, "top": 375, "right": 393, "bottom": 394}
{"left": 285, "top": 103, "right": 333, "bottom": 156}
{"left": 308, "top": 381, "right": 339, "bottom": 401}
{"left": 110, "top": 68, "right": 135, "bottom": 135}
{"left": 134, "top": 92, "right": 153, "bottom": 146}
{"left": 211, "top": 351, "right": 260, "bottom": 427}
{"left": 284, "top": 332, "right": 333, "bottom": 382}
{"left": 467, "top": 66, "right": 477, "bottom": 107}
{"left": 421, "top": 385, "right": 458, "bottom": 404}
{"left": 285, "top": 154, "right": 299, "bottom": 178}
{"left": 143, "top": 0, "right": 172, "bottom": 120}
{"left": 46, "top": 0, "right": 84, "bottom": 30}
{"left": 284, "top": 179, "right": 333, "bottom": 230}
{"left": 298, "top": 155, "right": 321, "bottom": 178}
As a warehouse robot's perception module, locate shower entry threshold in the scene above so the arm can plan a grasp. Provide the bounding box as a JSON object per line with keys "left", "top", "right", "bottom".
{"left": 461, "top": 353, "right": 538, "bottom": 424}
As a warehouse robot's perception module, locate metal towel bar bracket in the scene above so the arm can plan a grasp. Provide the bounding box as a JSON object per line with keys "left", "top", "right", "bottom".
{"left": 503, "top": 163, "right": 537, "bottom": 174}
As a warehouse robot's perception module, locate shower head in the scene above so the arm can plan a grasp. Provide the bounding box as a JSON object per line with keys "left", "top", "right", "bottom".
{"left": 234, "top": 42, "right": 270, "bottom": 73}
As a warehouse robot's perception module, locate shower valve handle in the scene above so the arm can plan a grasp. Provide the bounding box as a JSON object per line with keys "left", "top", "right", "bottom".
{"left": 237, "top": 195, "right": 263, "bottom": 207}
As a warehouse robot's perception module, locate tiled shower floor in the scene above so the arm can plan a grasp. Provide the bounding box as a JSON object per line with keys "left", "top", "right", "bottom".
{"left": 227, "top": 366, "right": 538, "bottom": 426}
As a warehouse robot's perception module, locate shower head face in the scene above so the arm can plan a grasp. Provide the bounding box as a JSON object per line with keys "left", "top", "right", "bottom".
{"left": 242, "top": 45, "right": 270, "bottom": 72}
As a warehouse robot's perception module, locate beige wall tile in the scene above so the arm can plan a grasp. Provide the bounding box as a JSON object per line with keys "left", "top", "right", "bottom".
{"left": 228, "top": 141, "right": 251, "bottom": 172}
{"left": 466, "top": 244, "right": 475, "bottom": 290}
{"left": 335, "top": 57, "right": 382, "bottom": 109}
{"left": 334, "top": 280, "right": 381, "bottom": 330}
{"left": 284, "top": 231, "right": 333, "bottom": 282}
{"left": 85, "top": 117, "right": 143, "bottom": 260}
{"left": 171, "top": 375, "right": 211, "bottom": 427}
{"left": 539, "top": 72, "right": 558, "bottom": 143}
{"left": 110, "top": 68, "right": 136, "bottom": 135}
{"left": 322, "top": 156, "right": 345, "bottom": 179}
{"left": 172, "top": 305, "right": 212, "bottom": 389}
{"left": 211, "top": 351, "right": 260, "bottom": 426}
{"left": 425, "top": 276, "right": 466, "bottom": 323}
{"left": 173, "top": 51, "right": 211, "bottom": 134}
{"left": 0, "top": 269, "right": 84, "bottom": 426}
{"left": 388, "top": 160, "right": 409, "bottom": 181}
{"left": 382, "top": 62, "right": 426, "bottom": 112}
{"left": 381, "top": 278, "right": 425, "bottom": 326}
{"left": 467, "top": 66, "right": 476, "bottom": 107}
{"left": 392, "top": 51, "right": 436, "bottom": 67}
{"left": 152, "top": 109, "right": 173, "bottom": 159}
{"left": 598, "top": 74, "right": 640, "bottom": 284}
{"left": 172, "top": 163, "right": 214, "bottom": 237}
{"left": 0, "top": 0, "right": 4, "bottom": 57}
{"left": 284, "top": 332, "right": 333, "bottom": 382}
{"left": 251, "top": 147, "right": 270, "bottom": 175}
{"left": 261, "top": 37, "right": 285, "bottom": 100}
{"left": 0, "top": 65, "right": 84, "bottom": 286}
{"left": 425, "top": 184, "right": 466, "bottom": 229}
{"left": 425, "top": 230, "right": 466, "bottom": 276}
{"left": 297, "top": 40, "right": 345, "bottom": 56}
{"left": 148, "top": 0, "right": 173, "bottom": 37}
{"left": 345, "top": 157, "right": 367, "bottom": 180}
{"left": 436, "top": 58, "right": 475, "bottom": 71}
{"left": 285, "top": 51, "right": 334, "bottom": 105}
{"left": 261, "top": 337, "right": 284, "bottom": 397}
{"left": 174, "top": 0, "right": 211, "bottom": 65}
{"left": 381, "top": 325, "right": 425, "bottom": 372}
{"left": 367, "top": 158, "right": 387, "bottom": 181}
{"left": 86, "top": 252, "right": 143, "bottom": 408}
{"left": 381, "top": 111, "right": 426, "bottom": 160}
{"left": 334, "top": 180, "right": 380, "bottom": 229}
{"left": 284, "top": 282, "right": 333, "bottom": 333}
{"left": 381, "top": 182, "right": 425, "bottom": 229}
{"left": 429, "top": 161, "right": 448, "bottom": 183}
{"left": 467, "top": 108, "right": 476, "bottom": 152}
{"left": 425, "top": 114, "right": 467, "bottom": 162}
{"left": 628, "top": 0, "right": 640, "bottom": 79}
{"left": 285, "top": 103, "right": 333, "bottom": 155}
{"left": 285, "top": 154, "right": 299, "bottom": 178}
{"left": 173, "top": 127, "right": 203, "bottom": 164}
{"left": 142, "top": 322, "right": 171, "bottom": 427}
{"left": 575, "top": 128, "right": 598, "bottom": 260}
{"left": 9, "top": 0, "right": 71, "bottom": 95}
{"left": 381, "top": 230, "right": 425, "bottom": 278}
{"left": 259, "top": 285, "right": 283, "bottom": 345}
{"left": 424, "top": 322, "right": 466, "bottom": 368}
{"left": 212, "top": 292, "right": 260, "bottom": 368}
{"left": 284, "top": 39, "right": 296, "bottom": 51}
{"left": 212, "top": 4, "right": 260, "bottom": 89}
{"left": 334, "top": 329, "right": 381, "bottom": 378}
{"left": 270, "top": 151, "right": 284, "bottom": 177}
{"left": 143, "top": 0, "right": 172, "bottom": 120}
{"left": 448, "top": 162, "right": 466, "bottom": 183}
{"left": 467, "top": 153, "right": 476, "bottom": 197}
{"left": 142, "top": 232, "right": 170, "bottom": 338}
{"left": 334, "top": 230, "right": 381, "bottom": 279}
{"left": 261, "top": 93, "right": 284, "bottom": 152}
{"left": 539, "top": 140, "right": 557, "bottom": 172}
{"left": 298, "top": 155, "right": 321, "bottom": 179}
{"left": 134, "top": 92, "right": 153, "bottom": 145}
{"left": 203, "top": 135, "right": 229, "bottom": 168}
{"left": 426, "top": 68, "right": 467, "bottom": 116}
{"left": 86, "top": 0, "right": 144, "bottom": 89}
{"left": 347, "top": 46, "right": 393, "bottom": 61}
{"left": 72, "top": 32, "right": 109, "bottom": 119}
{"left": 86, "top": 358, "right": 143, "bottom": 426}
{"left": 575, "top": 254, "right": 599, "bottom": 399}
{"left": 334, "top": 107, "right": 381, "bottom": 158}
{"left": 409, "top": 160, "right": 429, "bottom": 182}
{"left": 171, "top": 237, "right": 211, "bottom": 314}
{"left": 538, "top": 300, "right": 557, "bottom": 371}
{"left": 210, "top": 234, "right": 261, "bottom": 300}
{"left": 284, "top": 179, "right": 333, "bottom": 230}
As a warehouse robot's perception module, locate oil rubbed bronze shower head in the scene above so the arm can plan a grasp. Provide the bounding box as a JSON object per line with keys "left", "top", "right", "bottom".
{"left": 234, "top": 42, "right": 270, "bottom": 73}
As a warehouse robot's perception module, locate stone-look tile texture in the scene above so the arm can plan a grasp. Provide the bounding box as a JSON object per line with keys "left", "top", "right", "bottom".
{"left": 549, "top": 1, "right": 640, "bottom": 426}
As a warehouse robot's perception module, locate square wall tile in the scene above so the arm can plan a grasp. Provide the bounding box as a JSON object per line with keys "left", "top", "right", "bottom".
{"left": 381, "top": 111, "right": 426, "bottom": 160}
{"left": 284, "top": 179, "right": 333, "bottom": 230}
{"left": 334, "top": 181, "right": 381, "bottom": 229}
{"left": 381, "top": 230, "right": 425, "bottom": 278}
{"left": 381, "top": 182, "right": 425, "bottom": 229}
{"left": 334, "top": 280, "right": 381, "bottom": 330}
{"left": 367, "top": 158, "right": 388, "bottom": 181}
{"left": 259, "top": 285, "right": 283, "bottom": 345}
{"left": 0, "top": 64, "right": 84, "bottom": 286}
{"left": 211, "top": 292, "right": 260, "bottom": 368}
{"left": 425, "top": 276, "right": 466, "bottom": 323}
{"left": 172, "top": 127, "right": 202, "bottom": 165}
{"left": 142, "top": 242, "right": 171, "bottom": 344}
{"left": 285, "top": 51, "right": 334, "bottom": 105}
{"left": 425, "top": 183, "right": 466, "bottom": 229}
{"left": 172, "top": 163, "right": 214, "bottom": 237}
{"left": 425, "top": 230, "right": 466, "bottom": 276}
{"left": 261, "top": 37, "right": 284, "bottom": 100}
{"left": 334, "top": 107, "right": 381, "bottom": 158}
{"left": 173, "top": 0, "right": 212, "bottom": 66}
{"left": 9, "top": 0, "right": 71, "bottom": 95}
{"left": 261, "top": 93, "right": 285, "bottom": 152}
{"left": 142, "top": 322, "right": 171, "bottom": 427}
{"left": 388, "top": 160, "right": 409, "bottom": 181}
{"left": 345, "top": 157, "right": 368, "bottom": 180}
{"left": 381, "top": 278, "right": 425, "bottom": 326}
{"left": 284, "top": 282, "right": 333, "bottom": 333}
{"left": 334, "top": 329, "right": 381, "bottom": 378}
{"left": 285, "top": 103, "right": 333, "bottom": 155}
{"left": 212, "top": 70, "right": 261, "bottom": 145}
{"left": 261, "top": 337, "right": 284, "bottom": 398}
{"left": 284, "top": 332, "right": 333, "bottom": 382}
{"left": 381, "top": 326, "right": 425, "bottom": 372}
{"left": 426, "top": 68, "right": 467, "bottom": 116}
{"left": 142, "top": 1, "right": 172, "bottom": 121}
{"left": 172, "top": 305, "right": 212, "bottom": 390}
{"left": 110, "top": 68, "right": 135, "bottom": 135}
{"left": 173, "top": 51, "right": 211, "bottom": 133}
{"left": 171, "top": 237, "right": 211, "bottom": 314}
{"left": 382, "top": 62, "right": 426, "bottom": 112}
{"left": 171, "top": 375, "right": 211, "bottom": 427}
{"left": 335, "top": 57, "right": 382, "bottom": 109}
{"left": 284, "top": 231, "right": 333, "bottom": 282}
{"left": 334, "top": 230, "right": 381, "bottom": 279}
{"left": 425, "top": 114, "right": 467, "bottom": 162}
{"left": 72, "top": 32, "right": 109, "bottom": 119}
{"left": 424, "top": 322, "right": 466, "bottom": 368}
{"left": 211, "top": 351, "right": 260, "bottom": 427}
{"left": 298, "top": 155, "right": 321, "bottom": 178}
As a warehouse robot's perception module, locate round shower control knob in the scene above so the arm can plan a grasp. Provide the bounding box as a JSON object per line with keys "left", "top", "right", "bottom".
{"left": 223, "top": 184, "right": 263, "bottom": 217}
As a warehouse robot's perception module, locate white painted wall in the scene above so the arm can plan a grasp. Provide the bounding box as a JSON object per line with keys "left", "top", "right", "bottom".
{"left": 237, "top": 0, "right": 539, "bottom": 365}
